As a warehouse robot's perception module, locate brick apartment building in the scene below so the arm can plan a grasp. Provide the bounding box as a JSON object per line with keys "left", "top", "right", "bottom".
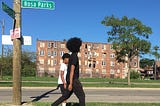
{"left": 36, "top": 39, "right": 140, "bottom": 78}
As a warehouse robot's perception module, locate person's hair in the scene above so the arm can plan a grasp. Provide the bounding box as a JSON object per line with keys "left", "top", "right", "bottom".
{"left": 62, "top": 53, "right": 70, "bottom": 60}
{"left": 66, "top": 37, "right": 82, "bottom": 53}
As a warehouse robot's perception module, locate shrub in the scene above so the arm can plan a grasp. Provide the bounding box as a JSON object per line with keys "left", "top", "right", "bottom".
{"left": 130, "top": 70, "right": 140, "bottom": 79}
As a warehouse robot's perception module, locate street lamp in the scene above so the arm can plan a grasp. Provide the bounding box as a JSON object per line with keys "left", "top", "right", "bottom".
{"left": 0, "top": 19, "right": 5, "bottom": 80}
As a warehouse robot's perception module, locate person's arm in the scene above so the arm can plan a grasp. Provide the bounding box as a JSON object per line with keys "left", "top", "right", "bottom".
{"left": 68, "top": 65, "right": 75, "bottom": 91}
{"left": 60, "top": 71, "right": 66, "bottom": 88}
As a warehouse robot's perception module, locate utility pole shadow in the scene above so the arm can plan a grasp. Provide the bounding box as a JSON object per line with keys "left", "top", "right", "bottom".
{"left": 31, "top": 88, "right": 60, "bottom": 102}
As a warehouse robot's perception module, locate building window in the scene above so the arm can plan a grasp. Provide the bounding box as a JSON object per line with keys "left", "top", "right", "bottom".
{"left": 110, "top": 69, "right": 115, "bottom": 74}
{"left": 85, "top": 44, "right": 88, "bottom": 49}
{"left": 102, "top": 53, "right": 106, "bottom": 58}
{"left": 52, "top": 51, "right": 57, "bottom": 56}
{"left": 92, "top": 52, "right": 96, "bottom": 57}
{"left": 39, "top": 59, "right": 44, "bottom": 64}
{"left": 48, "top": 59, "right": 50, "bottom": 65}
{"left": 48, "top": 42, "right": 51, "bottom": 48}
{"left": 40, "top": 42, "right": 45, "bottom": 48}
{"left": 88, "top": 63, "right": 92, "bottom": 68}
{"left": 93, "top": 61, "right": 96, "bottom": 68}
{"left": 60, "top": 51, "right": 64, "bottom": 57}
{"left": 96, "top": 69, "right": 99, "bottom": 73}
{"left": 54, "top": 42, "right": 57, "bottom": 48}
{"left": 110, "top": 61, "right": 115, "bottom": 66}
{"left": 117, "top": 69, "right": 120, "bottom": 74}
{"left": 102, "top": 45, "right": 106, "bottom": 50}
{"left": 54, "top": 60, "right": 57, "bottom": 65}
{"left": 48, "top": 51, "right": 51, "bottom": 56}
{"left": 110, "top": 53, "right": 115, "bottom": 58}
{"left": 96, "top": 61, "right": 99, "bottom": 64}
{"left": 96, "top": 53, "right": 99, "bottom": 56}
{"left": 90, "top": 44, "right": 93, "bottom": 49}
{"left": 60, "top": 44, "right": 65, "bottom": 48}
{"left": 102, "top": 69, "right": 106, "bottom": 74}
{"left": 48, "top": 42, "right": 54, "bottom": 48}
{"left": 102, "top": 61, "right": 106, "bottom": 66}
{"left": 89, "top": 52, "right": 92, "bottom": 56}
{"left": 85, "top": 61, "right": 87, "bottom": 66}
{"left": 134, "top": 62, "right": 137, "bottom": 67}
{"left": 134, "top": 56, "right": 137, "bottom": 59}
{"left": 40, "top": 50, "right": 44, "bottom": 56}
{"left": 85, "top": 52, "right": 88, "bottom": 57}
{"left": 51, "top": 60, "right": 53, "bottom": 66}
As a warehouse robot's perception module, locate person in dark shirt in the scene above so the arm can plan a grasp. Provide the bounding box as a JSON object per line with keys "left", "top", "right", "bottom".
{"left": 51, "top": 37, "right": 85, "bottom": 106}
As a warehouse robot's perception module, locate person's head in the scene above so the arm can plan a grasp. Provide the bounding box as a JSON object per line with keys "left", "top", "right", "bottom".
{"left": 62, "top": 53, "right": 70, "bottom": 64}
{"left": 66, "top": 37, "right": 82, "bottom": 53}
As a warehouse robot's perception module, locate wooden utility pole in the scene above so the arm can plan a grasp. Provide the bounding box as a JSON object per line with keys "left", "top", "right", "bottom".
{"left": 0, "top": 19, "right": 5, "bottom": 80}
{"left": 13, "top": 0, "right": 22, "bottom": 105}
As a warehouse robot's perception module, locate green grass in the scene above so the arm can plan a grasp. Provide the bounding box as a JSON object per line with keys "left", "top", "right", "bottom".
{"left": 2, "top": 76, "right": 57, "bottom": 81}
{"left": 1, "top": 103, "right": 160, "bottom": 106}
{"left": 1, "top": 81, "right": 160, "bottom": 88}
{"left": 3, "top": 76, "right": 160, "bottom": 83}
{"left": 1, "top": 76, "right": 160, "bottom": 88}
{"left": 32, "top": 102, "right": 160, "bottom": 106}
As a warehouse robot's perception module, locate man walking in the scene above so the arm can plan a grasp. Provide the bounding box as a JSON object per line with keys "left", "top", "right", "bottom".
{"left": 57, "top": 53, "right": 70, "bottom": 106}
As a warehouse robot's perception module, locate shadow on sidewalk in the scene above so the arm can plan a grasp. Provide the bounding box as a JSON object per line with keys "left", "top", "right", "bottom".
{"left": 31, "top": 88, "right": 61, "bottom": 102}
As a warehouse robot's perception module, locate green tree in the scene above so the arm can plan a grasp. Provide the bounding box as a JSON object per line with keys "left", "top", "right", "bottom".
{"left": 151, "top": 46, "right": 160, "bottom": 60}
{"left": 151, "top": 46, "right": 160, "bottom": 80}
{"left": 140, "top": 58, "right": 154, "bottom": 69}
{"left": 130, "top": 70, "right": 140, "bottom": 79}
{"left": 0, "top": 47, "right": 13, "bottom": 76}
{"left": 21, "top": 50, "right": 36, "bottom": 77}
{"left": 0, "top": 48, "right": 36, "bottom": 77}
{"left": 102, "top": 16, "right": 152, "bottom": 85}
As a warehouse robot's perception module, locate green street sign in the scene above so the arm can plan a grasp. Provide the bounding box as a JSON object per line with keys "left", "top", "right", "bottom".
{"left": 22, "top": 0, "right": 55, "bottom": 10}
{"left": 2, "top": 2, "right": 15, "bottom": 19}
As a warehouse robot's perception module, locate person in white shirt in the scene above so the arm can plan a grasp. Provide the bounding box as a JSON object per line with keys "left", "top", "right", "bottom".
{"left": 58, "top": 53, "right": 70, "bottom": 106}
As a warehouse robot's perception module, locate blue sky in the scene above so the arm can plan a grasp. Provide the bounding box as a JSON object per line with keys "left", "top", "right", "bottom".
{"left": 0, "top": 0, "right": 160, "bottom": 58}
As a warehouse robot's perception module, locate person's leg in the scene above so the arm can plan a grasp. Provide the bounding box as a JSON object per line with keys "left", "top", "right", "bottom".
{"left": 56, "top": 84, "right": 60, "bottom": 90}
{"left": 73, "top": 79, "right": 85, "bottom": 106}
{"left": 59, "top": 84, "right": 65, "bottom": 94}
{"left": 51, "top": 89, "right": 73, "bottom": 106}
{"left": 60, "top": 84, "right": 67, "bottom": 106}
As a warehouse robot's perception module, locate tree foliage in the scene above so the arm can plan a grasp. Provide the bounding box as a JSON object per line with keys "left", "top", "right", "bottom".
{"left": 102, "top": 15, "right": 152, "bottom": 85}
{"left": 151, "top": 46, "right": 160, "bottom": 60}
{"left": 130, "top": 70, "right": 140, "bottom": 79}
{"left": 21, "top": 51, "right": 36, "bottom": 77}
{"left": 0, "top": 48, "right": 36, "bottom": 77}
{"left": 140, "top": 58, "right": 154, "bottom": 69}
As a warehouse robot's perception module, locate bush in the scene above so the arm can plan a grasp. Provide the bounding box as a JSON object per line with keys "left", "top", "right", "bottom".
{"left": 130, "top": 70, "right": 140, "bottom": 79}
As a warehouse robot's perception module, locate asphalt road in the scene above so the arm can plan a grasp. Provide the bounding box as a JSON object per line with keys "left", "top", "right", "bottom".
{"left": 1, "top": 87, "right": 160, "bottom": 103}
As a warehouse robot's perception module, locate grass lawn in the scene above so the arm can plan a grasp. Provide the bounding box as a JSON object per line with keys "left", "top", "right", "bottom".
{"left": 32, "top": 102, "right": 160, "bottom": 106}
{"left": 1, "top": 103, "right": 160, "bottom": 106}
{"left": 1, "top": 76, "right": 160, "bottom": 88}
{"left": 1, "top": 76, "right": 57, "bottom": 81}
{"left": 2, "top": 76, "right": 160, "bottom": 83}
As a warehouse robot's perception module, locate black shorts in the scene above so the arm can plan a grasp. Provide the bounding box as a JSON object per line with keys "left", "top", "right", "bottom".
{"left": 59, "top": 84, "right": 65, "bottom": 95}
